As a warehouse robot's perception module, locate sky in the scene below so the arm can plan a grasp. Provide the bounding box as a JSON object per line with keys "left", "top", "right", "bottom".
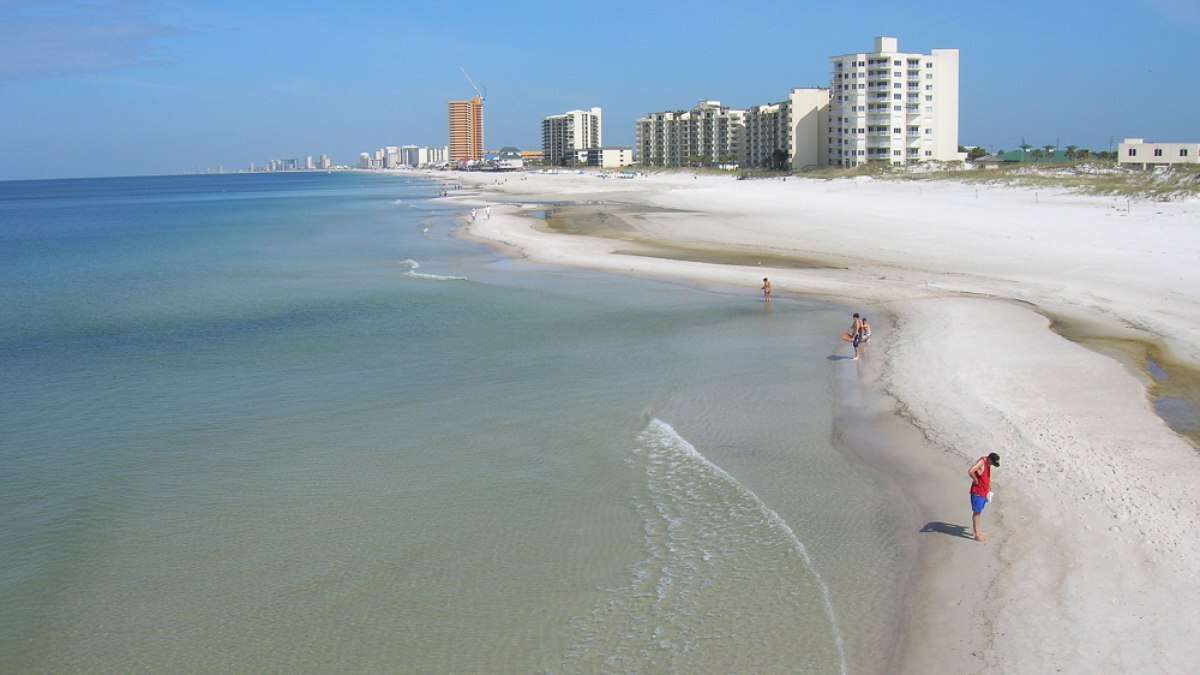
{"left": 1, "top": 0, "right": 1198, "bottom": 180}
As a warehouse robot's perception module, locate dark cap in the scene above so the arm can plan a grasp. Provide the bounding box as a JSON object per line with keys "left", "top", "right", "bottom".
{"left": 987, "top": 452, "right": 1001, "bottom": 467}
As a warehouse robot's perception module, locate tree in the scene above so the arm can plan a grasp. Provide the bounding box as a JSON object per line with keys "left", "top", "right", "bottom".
{"left": 1076, "top": 148, "right": 1090, "bottom": 159}
{"left": 1066, "top": 145, "right": 1078, "bottom": 159}
{"left": 1043, "top": 144, "right": 1056, "bottom": 156}
{"left": 967, "top": 146, "right": 988, "bottom": 160}
{"left": 771, "top": 148, "right": 788, "bottom": 171}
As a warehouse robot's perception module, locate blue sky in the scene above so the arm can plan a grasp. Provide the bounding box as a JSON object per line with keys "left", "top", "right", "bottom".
{"left": 2, "top": 0, "right": 1198, "bottom": 179}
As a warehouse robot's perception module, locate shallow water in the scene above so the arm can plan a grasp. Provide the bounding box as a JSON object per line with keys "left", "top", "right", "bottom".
{"left": 0, "top": 173, "right": 904, "bottom": 672}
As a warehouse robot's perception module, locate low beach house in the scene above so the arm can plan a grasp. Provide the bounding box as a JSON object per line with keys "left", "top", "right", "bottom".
{"left": 1118, "top": 138, "right": 1200, "bottom": 169}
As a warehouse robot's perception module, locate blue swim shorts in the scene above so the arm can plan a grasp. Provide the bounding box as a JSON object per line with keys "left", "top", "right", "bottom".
{"left": 970, "top": 494, "right": 988, "bottom": 514}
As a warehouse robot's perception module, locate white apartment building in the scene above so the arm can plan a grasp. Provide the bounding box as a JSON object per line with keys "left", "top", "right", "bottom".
{"left": 542, "top": 108, "right": 603, "bottom": 166}
{"left": 635, "top": 100, "right": 746, "bottom": 167}
{"left": 828, "top": 36, "right": 963, "bottom": 166}
{"left": 743, "top": 88, "right": 830, "bottom": 170}
{"left": 566, "top": 147, "right": 634, "bottom": 168}
{"left": 1118, "top": 138, "right": 1199, "bottom": 168}
{"left": 382, "top": 146, "right": 401, "bottom": 169}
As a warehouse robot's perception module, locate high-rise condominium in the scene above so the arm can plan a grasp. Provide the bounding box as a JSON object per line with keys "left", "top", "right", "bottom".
{"left": 542, "top": 108, "right": 602, "bottom": 166}
{"left": 743, "top": 88, "right": 830, "bottom": 170}
{"left": 635, "top": 101, "right": 745, "bottom": 167}
{"left": 448, "top": 96, "right": 484, "bottom": 163}
{"left": 828, "top": 36, "right": 962, "bottom": 166}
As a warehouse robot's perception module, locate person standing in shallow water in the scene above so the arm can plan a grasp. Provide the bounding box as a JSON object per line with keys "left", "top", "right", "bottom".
{"left": 761, "top": 277, "right": 772, "bottom": 302}
{"left": 968, "top": 453, "right": 1001, "bottom": 541}
{"left": 849, "top": 313, "right": 863, "bottom": 360}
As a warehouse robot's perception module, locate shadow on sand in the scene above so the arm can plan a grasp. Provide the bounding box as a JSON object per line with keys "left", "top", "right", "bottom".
{"left": 920, "top": 521, "right": 975, "bottom": 540}
{"left": 827, "top": 355, "right": 853, "bottom": 361}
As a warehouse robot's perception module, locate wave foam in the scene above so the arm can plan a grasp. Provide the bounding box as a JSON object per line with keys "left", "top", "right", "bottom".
{"left": 399, "top": 259, "right": 467, "bottom": 282}
{"left": 563, "top": 418, "right": 847, "bottom": 673}
{"left": 642, "top": 419, "right": 847, "bottom": 674}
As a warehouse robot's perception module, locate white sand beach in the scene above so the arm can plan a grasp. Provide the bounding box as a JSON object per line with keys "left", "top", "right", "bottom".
{"left": 442, "top": 170, "right": 1200, "bottom": 673}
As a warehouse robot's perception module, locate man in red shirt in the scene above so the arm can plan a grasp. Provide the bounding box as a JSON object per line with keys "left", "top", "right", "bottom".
{"left": 968, "top": 453, "right": 1001, "bottom": 542}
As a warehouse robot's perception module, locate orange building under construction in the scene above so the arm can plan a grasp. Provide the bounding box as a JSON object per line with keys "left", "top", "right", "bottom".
{"left": 448, "top": 96, "right": 484, "bottom": 163}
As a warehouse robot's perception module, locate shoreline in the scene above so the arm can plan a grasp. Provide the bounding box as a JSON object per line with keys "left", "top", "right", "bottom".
{"left": 439, "top": 170, "right": 1200, "bottom": 673}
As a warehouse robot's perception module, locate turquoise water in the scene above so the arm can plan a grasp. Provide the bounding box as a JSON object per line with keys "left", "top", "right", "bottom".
{"left": 0, "top": 173, "right": 905, "bottom": 672}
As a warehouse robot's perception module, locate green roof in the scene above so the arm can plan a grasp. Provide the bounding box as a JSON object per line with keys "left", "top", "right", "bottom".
{"left": 996, "top": 148, "right": 1071, "bottom": 162}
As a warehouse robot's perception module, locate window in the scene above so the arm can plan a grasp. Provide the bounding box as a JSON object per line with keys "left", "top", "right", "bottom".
{"left": 925, "top": 150, "right": 932, "bottom": 156}
{"left": 894, "top": 83, "right": 902, "bottom": 88}
{"left": 926, "top": 73, "right": 933, "bottom": 79}
{"left": 925, "top": 85, "right": 933, "bottom": 91}
{"left": 894, "top": 70, "right": 902, "bottom": 77}
{"left": 924, "top": 129, "right": 931, "bottom": 135}
{"left": 893, "top": 150, "right": 901, "bottom": 156}
{"left": 1154, "top": 148, "right": 1163, "bottom": 157}
{"left": 1182, "top": 149, "right": 1190, "bottom": 156}
{"left": 894, "top": 105, "right": 902, "bottom": 111}
{"left": 893, "top": 94, "right": 902, "bottom": 100}
{"left": 925, "top": 95, "right": 933, "bottom": 101}
{"left": 926, "top": 62, "right": 932, "bottom": 68}
{"left": 1128, "top": 148, "right": 1137, "bottom": 156}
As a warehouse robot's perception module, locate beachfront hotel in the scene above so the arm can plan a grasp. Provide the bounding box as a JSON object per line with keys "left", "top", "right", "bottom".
{"left": 542, "top": 108, "right": 603, "bottom": 166}
{"left": 743, "top": 88, "right": 830, "bottom": 170}
{"left": 448, "top": 96, "right": 484, "bottom": 163}
{"left": 828, "top": 36, "right": 963, "bottom": 166}
{"left": 635, "top": 101, "right": 746, "bottom": 167}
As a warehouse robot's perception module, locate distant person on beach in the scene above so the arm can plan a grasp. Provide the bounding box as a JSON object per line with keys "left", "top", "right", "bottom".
{"left": 860, "top": 316, "right": 872, "bottom": 344}
{"left": 850, "top": 313, "right": 863, "bottom": 360}
{"left": 968, "top": 453, "right": 1001, "bottom": 541}
{"left": 485, "top": 205, "right": 491, "bottom": 219}
{"left": 761, "top": 277, "right": 772, "bottom": 302}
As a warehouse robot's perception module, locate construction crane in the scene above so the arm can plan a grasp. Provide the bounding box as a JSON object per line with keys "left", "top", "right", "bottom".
{"left": 459, "top": 66, "right": 486, "bottom": 102}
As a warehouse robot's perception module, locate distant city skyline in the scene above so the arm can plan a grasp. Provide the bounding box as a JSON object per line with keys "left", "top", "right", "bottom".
{"left": 2, "top": 0, "right": 1198, "bottom": 180}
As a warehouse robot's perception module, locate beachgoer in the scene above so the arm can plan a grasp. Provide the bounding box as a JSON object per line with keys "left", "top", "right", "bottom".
{"left": 968, "top": 453, "right": 1001, "bottom": 542}
{"left": 470, "top": 208, "right": 477, "bottom": 222}
{"left": 860, "top": 316, "right": 872, "bottom": 344}
{"left": 761, "top": 277, "right": 772, "bottom": 302}
{"left": 850, "top": 313, "right": 863, "bottom": 360}
{"left": 485, "top": 205, "right": 491, "bottom": 219}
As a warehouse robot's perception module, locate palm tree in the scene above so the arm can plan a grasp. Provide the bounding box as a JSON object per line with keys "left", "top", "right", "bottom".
{"left": 1042, "top": 144, "right": 1056, "bottom": 157}
{"left": 1066, "top": 145, "right": 1078, "bottom": 160}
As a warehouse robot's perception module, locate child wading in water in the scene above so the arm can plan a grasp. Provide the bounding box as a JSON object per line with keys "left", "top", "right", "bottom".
{"left": 761, "top": 277, "right": 772, "bottom": 302}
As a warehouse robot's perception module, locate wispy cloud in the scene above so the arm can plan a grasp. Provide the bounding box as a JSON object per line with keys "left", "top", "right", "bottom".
{"left": 0, "top": 1, "right": 177, "bottom": 79}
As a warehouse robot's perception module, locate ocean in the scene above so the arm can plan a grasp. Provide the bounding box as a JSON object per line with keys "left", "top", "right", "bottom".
{"left": 0, "top": 172, "right": 906, "bottom": 673}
